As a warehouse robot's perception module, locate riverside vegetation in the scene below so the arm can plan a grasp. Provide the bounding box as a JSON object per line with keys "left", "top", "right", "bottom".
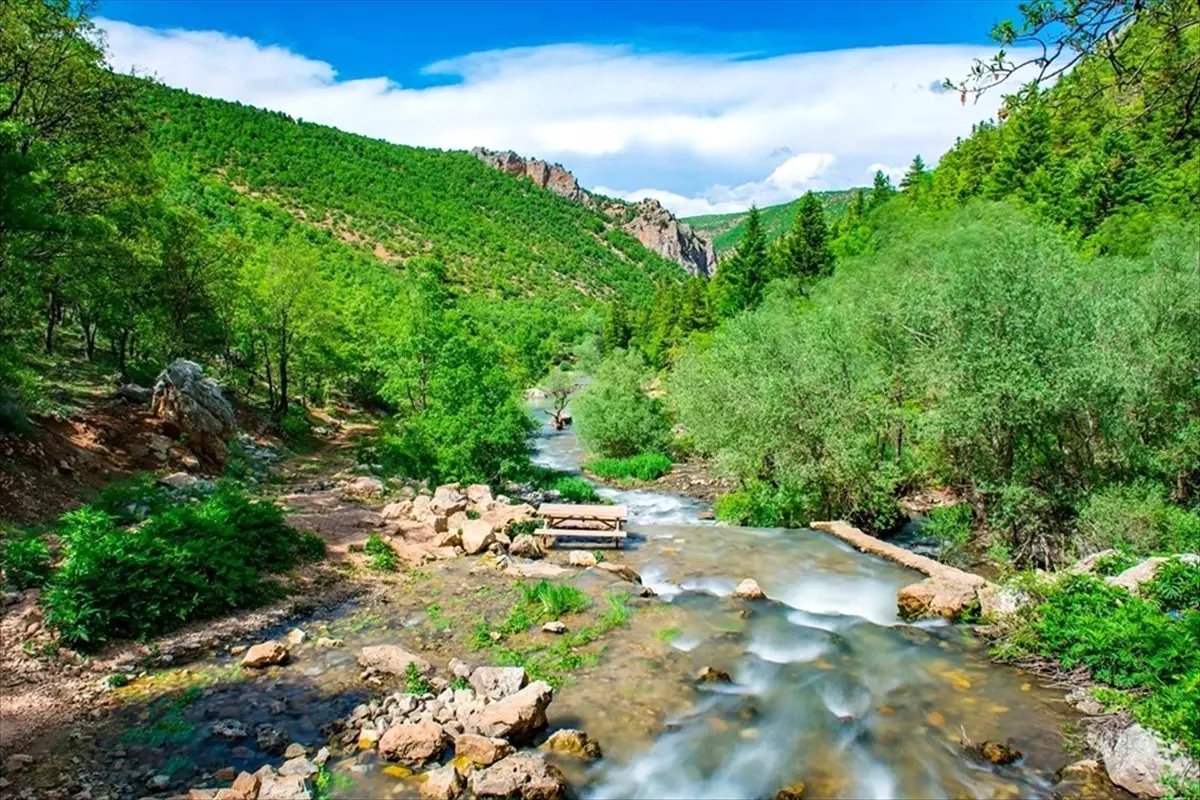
{"left": 2, "top": 0, "right": 1199, "bottom": 797}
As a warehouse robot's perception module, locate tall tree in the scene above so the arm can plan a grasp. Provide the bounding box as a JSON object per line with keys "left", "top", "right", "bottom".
{"left": 869, "top": 170, "right": 896, "bottom": 209}
{"left": 712, "top": 206, "right": 770, "bottom": 317}
{"left": 778, "top": 192, "right": 835, "bottom": 285}
{"left": 899, "top": 155, "right": 930, "bottom": 198}
{"left": 601, "top": 302, "right": 632, "bottom": 354}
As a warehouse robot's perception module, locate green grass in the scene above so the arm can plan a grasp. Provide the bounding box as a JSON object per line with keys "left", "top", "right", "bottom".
{"left": 364, "top": 533, "right": 398, "bottom": 572}
{"left": 404, "top": 661, "right": 432, "bottom": 695}
{"left": 551, "top": 476, "right": 599, "bottom": 503}
{"left": 586, "top": 452, "right": 673, "bottom": 482}
{"left": 517, "top": 580, "right": 591, "bottom": 619}
{"left": 655, "top": 626, "right": 681, "bottom": 644}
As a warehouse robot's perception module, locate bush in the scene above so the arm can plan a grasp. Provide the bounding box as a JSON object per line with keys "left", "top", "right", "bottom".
{"left": 926, "top": 504, "right": 973, "bottom": 566}
{"left": 1144, "top": 558, "right": 1200, "bottom": 611}
{"left": 2, "top": 531, "right": 52, "bottom": 589}
{"left": 364, "top": 533, "right": 397, "bottom": 572}
{"left": 43, "top": 490, "right": 320, "bottom": 649}
{"left": 586, "top": 452, "right": 673, "bottom": 482}
{"left": 1077, "top": 483, "right": 1200, "bottom": 557}
{"left": 714, "top": 480, "right": 816, "bottom": 528}
{"left": 573, "top": 350, "right": 670, "bottom": 458}
{"left": 551, "top": 476, "right": 598, "bottom": 503}
{"left": 517, "top": 580, "right": 590, "bottom": 619}
{"left": 278, "top": 404, "right": 314, "bottom": 451}
{"left": 1030, "top": 575, "right": 1198, "bottom": 689}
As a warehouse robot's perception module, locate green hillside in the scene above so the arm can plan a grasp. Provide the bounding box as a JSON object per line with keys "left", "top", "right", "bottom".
{"left": 683, "top": 190, "right": 858, "bottom": 257}
{"left": 144, "top": 84, "right": 684, "bottom": 305}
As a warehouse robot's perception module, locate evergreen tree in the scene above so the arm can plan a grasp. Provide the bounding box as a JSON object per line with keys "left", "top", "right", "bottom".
{"left": 899, "top": 155, "right": 929, "bottom": 198}
{"left": 869, "top": 170, "right": 895, "bottom": 209}
{"left": 711, "top": 205, "right": 770, "bottom": 317}
{"left": 849, "top": 188, "right": 867, "bottom": 219}
{"left": 601, "top": 302, "right": 632, "bottom": 353}
{"left": 779, "top": 192, "right": 835, "bottom": 284}
{"left": 679, "top": 277, "right": 716, "bottom": 335}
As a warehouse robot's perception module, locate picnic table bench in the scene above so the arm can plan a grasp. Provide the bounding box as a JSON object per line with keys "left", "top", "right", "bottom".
{"left": 535, "top": 503, "right": 628, "bottom": 549}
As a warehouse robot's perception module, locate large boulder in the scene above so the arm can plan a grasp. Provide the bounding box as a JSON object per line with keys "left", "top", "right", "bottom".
{"left": 431, "top": 483, "right": 468, "bottom": 515}
{"left": 467, "top": 681, "right": 553, "bottom": 741}
{"left": 151, "top": 360, "right": 236, "bottom": 465}
{"left": 420, "top": 764, "right": 465, "bottom": 800}
{"left": 481, "top": 503, "right": 537, "bottom": 533}
{"left": 733, "top": 578, "right": 766, "bottom": 600}
{"left": 467, "top": 484, "right": 495, "bottom": 510}
{"left": 241, "top": 640, "right": 289, "bottom": 669}
{"left": 977, "top": 584, "right": 1031, "bottom": 620}
{"left": 379, "top": 720, "right": 448, "bottom": 766}
{"left": 342, "top": 476, "right": 384, "bottom": 500}
{"left": 381, "top": 500, "right": 413, "bottom": 521}
{"left": 469, "top": 666, "right": 528, "bottom": 700}
{"left": 357, "top": 645, "right": 432, "bottom": 677}
{"left": 454, "top": 733, "right": 514, "bottom": 767}
{"left": 468, "top": 753, "right": 567, "bottom": 800}
{"left": 595, "top": 561, "right": 641, "bottom": 584}
{"left": 896, "top": 579, "right": 979, "bottom": 621}
{"left": 1089, "top": 722, "right": 1198, "bottom": 798}
{"left": 541, "top": 729, "right": 601, "bottom": 760}
{"left": 567, "top": 551, "right": 597, "bottom": 568}
{"left": 1107, "top": 555, "right": 1200, "bottom": 595}
{"left": 509, "top": 535, "right": 544, "bottom": 559}
{"left": 461, "top": 520, "right": 499, "bottom": 555}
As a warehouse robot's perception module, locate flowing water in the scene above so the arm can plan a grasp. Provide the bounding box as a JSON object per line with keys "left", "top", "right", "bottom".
{"left": 59, "top": 419, "right": 1087, "bottom": 799}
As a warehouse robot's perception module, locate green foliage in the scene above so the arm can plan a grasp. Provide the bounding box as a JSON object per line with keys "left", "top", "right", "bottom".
{"left": 675, "top": 207, "right": 1199, "bottom": 547}
{"left": 551, "top": 476, "right": 599, "bottom": 503}
{"left": 364, "top": 533, "right": 398, "bottom": 573}
{"left": 574, "top": 351, "right": 670, "bottom": 459}
{"left": 774, "top": 192, "right": 835, "bottom": 286}
{"left": 404, "top": 661, "right": 432, "bottom": 695}
{"left": 683, "top": 190, "right": 858, "bottom": 258}
{"left": 1, "top": 531, "right": 52, "bottom": 590}
{"left": 586, "top": 452, "right": 673, "bottom": 482}
{"left": 1144, "top": 558, "right": 1200, "bottom": 611}
{"left": 451, "top": 676, "right": 471, "bottom": 691}
{"left": 1001, "top": 571, "right": 1200, "bottom": 757}
{"left": 517, "top": 580, "right": 590, "bottom": 619}
{"left": 711, "top": 206, "right": 770, "bottom": 317}
{"left": 42, "top": 490, "right": 318, "bottom": 649}
{"left": 1077, "top": 483, "right": 1200, "bottom": 557}
{"left": 926, "top": 505, "right": 974, "bottom": 566}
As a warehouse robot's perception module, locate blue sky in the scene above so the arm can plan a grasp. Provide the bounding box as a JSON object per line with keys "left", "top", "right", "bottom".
{"left": 96, "top": 0, "right": 1025, "bottom": 215}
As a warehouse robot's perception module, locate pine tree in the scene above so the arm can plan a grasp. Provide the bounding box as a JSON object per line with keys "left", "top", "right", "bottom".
{"left": 779, "top": 192, "right": 835, "bottom": 284}
{"left": 869, "top": 170, "right": 895, "bottom": 209}
{"left": 679, "top": 277, "right": 716, "bottom": 334}
{"left": 711, "top": 206, "right": 769, "bottom": 317}
{"left": 849, "top": 188, "right": 867, "bottom": 219}
{"left": 899, "top": 155, "right": 929, "bottom": 198}
{"left": 601, "top": 303, "right": 632, "bottom": 353}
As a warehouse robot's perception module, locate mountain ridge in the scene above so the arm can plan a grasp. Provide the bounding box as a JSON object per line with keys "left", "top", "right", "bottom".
{"left": 471, "top": 147, "right": 717, "bottom": 277}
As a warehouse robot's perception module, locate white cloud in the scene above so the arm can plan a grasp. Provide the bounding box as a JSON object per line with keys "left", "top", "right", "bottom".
{"left": 97, "top": 18, "right": 1030, "bottom": 214}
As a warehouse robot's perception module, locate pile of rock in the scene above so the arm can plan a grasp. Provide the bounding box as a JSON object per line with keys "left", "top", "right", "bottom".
{"left": 192, "top": 655, "right": 597, "bottom": 800}
{"left": 372, "top": 482, "right": 539, "bottom": 564}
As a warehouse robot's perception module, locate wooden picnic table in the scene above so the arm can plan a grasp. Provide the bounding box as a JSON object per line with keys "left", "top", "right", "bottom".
{"left": 536, "top": 503, "right": 628, "bottom": 548}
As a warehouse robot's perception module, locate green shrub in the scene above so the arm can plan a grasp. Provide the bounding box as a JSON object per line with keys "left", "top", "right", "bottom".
{"left": 552, "top": 476, "right": 598, "bottom": 503}
{"left": 278, "top": 404, "right": 314, "bottom": 451}
{"left": 1136, "top": 667, "right": 1200, "bottom": 759}
{"left": 2, "top": 532, "right": 52, "bottom": 589}
{"left": 93, "top": 474, "right": 175, "bottom": 523}
{"left": 714, "top": 481, "right": 815, "bottom": 528}
{"left": 1031, "top": 575, "right": 1198, "bottom": 689}
{"left": 364, "top": 533, "right": 397, "bottom": 572}
{"left": 1077, "top": 483, "right": 1200, "bottom": 557}
{"left": 404, "top": 661, "right": 431, "bottom": 694}
{"left": 586, "top": 452, "right": 673, "bottom": 481}
{"left": 43, "top": 491, "right": 318, "bottom": 649}
{"left": 1144, "top": 558, "right": 1200, "bottom": 611}
{"left": 926, "top": 504, "right": 973, "bottom": 566}
{"left": 573, "top": 350, "right": 670, "bottom": 458}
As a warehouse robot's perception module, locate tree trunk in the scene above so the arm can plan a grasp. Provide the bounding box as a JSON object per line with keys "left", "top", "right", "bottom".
{"left": 44, "top": 290, "right": 61, "bottom": 354}
{"left": 82, "top": 320, "right": 97, "bottom": 361}
{"left": 277, "top": 311, "right": 289, "bottom": 414}
{"left": 263, "top": 337, "right": 276, "bottom": 411}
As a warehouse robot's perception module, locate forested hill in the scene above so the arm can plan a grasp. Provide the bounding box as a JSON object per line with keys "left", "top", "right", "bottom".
{"left": 142, "top": 82, "right": 686, "bottom": 305}
{"left": 683, "top": 190, "right": 857, "bottom": 257}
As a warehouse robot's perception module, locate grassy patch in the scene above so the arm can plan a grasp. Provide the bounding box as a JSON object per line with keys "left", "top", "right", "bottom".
{"left": 121, "top": 687, "right": 202, "bottom": 747}
{"left": 426, "top": 603, "right": 451, "bottom": 631}
{"left": 404, "top": 661, "right": 431, "bottom": 694}
{"left": 364, "top": 533, "right": 398, "bottom": 572}
{"left": 587, "top": 452, "right": 673, "bottom": 482}
{"left": 655, "top": 626, "right": 681, "bottom": 644}
{"left": 551, "top": 476, "right": 599, "bottom": 503}
{"left": 517, "top": 580, "right": 590, "bottom": 619}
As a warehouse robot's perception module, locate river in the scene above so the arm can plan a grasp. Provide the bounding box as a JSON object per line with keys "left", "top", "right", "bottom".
{"left": 51, "top": 418, "right": 1087, "bottom": 799}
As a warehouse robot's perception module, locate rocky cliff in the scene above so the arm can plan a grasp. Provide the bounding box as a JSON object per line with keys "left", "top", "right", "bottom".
{"left": 471, "top": 147, "right": 716, "bottom": 277}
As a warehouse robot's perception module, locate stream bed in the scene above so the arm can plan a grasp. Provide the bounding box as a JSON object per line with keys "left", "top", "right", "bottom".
{"left": 30, "top": 420, "right": 1093, "bottom": 800}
